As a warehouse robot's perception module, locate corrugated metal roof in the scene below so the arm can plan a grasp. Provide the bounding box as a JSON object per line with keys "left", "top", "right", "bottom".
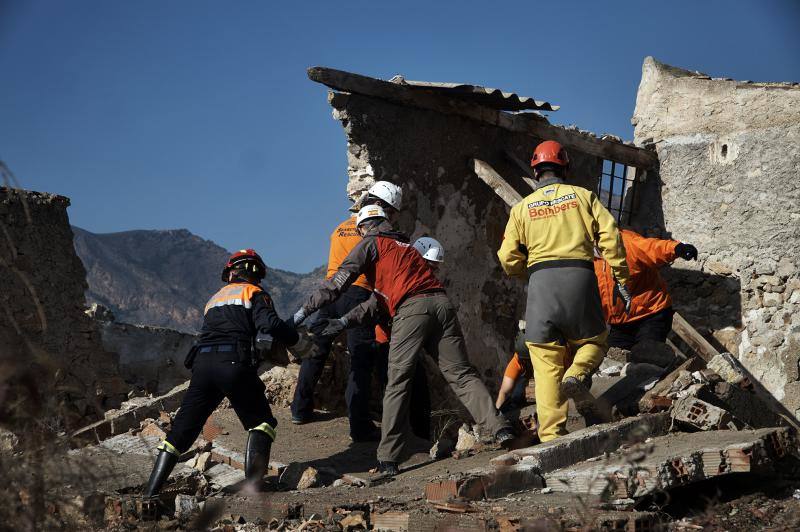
{"left": 390, "top": 76, "right": 559, "bottom": 112}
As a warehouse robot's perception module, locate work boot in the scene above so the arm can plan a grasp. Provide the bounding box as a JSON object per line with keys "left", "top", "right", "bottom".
{"left": 560, "top": 376, "right": 611, "bottom": 424}
{"left": 244, "top": 430, "right": 272, "bottom": 484}
{"left": 143, "top": 449, "right": 179, "bottom": 498}
{"left": 494, "top": 427, "right": 516, "bottom": 449}
{"left": 377, "top": 461, "right": 399, "bottom": 476}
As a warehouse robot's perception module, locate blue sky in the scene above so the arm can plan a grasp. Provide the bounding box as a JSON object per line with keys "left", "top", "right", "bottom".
{"left": 1, "top": 1, "right": 798, "bottom": 272}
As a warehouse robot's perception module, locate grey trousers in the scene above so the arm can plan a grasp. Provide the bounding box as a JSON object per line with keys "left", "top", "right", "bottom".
{"left": 377, "top": 293, "right": 510, "bottom": 462}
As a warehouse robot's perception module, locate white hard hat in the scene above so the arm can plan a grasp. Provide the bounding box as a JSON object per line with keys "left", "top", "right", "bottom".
{"left": 368, "top": 181, "right": 403, "bottom": 210}
{"left": 413, "top": 237, "right": 444, "bottom": 263}
{"left": 356, "top": 205, "right": 388, "bottom": 227}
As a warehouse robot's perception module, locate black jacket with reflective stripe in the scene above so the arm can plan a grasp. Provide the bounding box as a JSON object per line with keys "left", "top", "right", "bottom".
{"left": 199, "top": 282, "right": 298, "bottom": 347}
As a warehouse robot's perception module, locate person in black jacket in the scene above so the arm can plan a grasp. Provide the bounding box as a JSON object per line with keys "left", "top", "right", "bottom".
{"left": 142, "top": 249, "right": 298, "bottom": 498}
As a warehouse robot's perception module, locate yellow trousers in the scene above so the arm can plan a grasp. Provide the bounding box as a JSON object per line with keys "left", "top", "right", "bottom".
{"left": 526, "top": 330, "right": 608, "bottom": 442}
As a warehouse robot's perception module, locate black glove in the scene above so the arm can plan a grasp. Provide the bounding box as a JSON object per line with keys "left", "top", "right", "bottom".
{"left": 613, "top": 283, "right": 632, "bottom": 314}
{"left": 675, "top": 243, "right": 698, "bottom": 261}
{"left": 320, "top": 317, "right": 348, "bottom": 337}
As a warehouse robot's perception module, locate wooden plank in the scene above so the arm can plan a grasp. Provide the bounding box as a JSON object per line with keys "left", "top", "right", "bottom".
{"left": 503, "top": 149, "right": 538, "bottom": 192}
{"left": 471, "top": 159, "right": 523, "bottom": 207}
{"left": 671, "top": 312, "right": 719, "bottom": 362}
{"left": 308, "top": 66, "right": 659, "bottom": 169}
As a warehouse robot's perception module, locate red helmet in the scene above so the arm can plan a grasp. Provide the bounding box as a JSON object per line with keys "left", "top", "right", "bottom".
{"left": 530, "top": 140, "right": 569, "bottom": 169}
{"left": 222, "top": 248, "right": 267, "bottom": 282}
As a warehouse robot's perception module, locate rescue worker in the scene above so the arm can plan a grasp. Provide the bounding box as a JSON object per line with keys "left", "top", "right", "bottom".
{"left": 497, "top": 140, "right": 631, "bottom": 443}
{"left": 374, "top": 237, "right": 443, "bottom": 441}
{"left": 291, "top": 181, "right": 403, "bottom": 443}
{"left": 294, "top": 206, "right": 513, "bottom": 475}
{"left": 143, "top": 249, "right": 299, "bottom": 498}
{"left": 495, "top": 325, "right": 533, "bottom": 412}
{"left": 594, "top": 229, "right": 698, "bottom": 349}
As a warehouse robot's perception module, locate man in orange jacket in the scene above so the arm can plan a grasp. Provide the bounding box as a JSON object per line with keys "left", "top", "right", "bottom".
{"left": 291, "top": 181, "right": 403, "bottom": 442}
{"left": 593, "top": 229, "right": 698, "bottom": 349}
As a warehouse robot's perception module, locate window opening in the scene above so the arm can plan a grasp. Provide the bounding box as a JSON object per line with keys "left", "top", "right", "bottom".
{"left": 598, "top": 160, "right": 637, "bottom": 225}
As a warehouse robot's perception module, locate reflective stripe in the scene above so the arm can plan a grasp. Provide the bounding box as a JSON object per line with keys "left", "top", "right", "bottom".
{"left": 158, "top": 440, "right": 180, "bottom": 456}
{"left": 203, "top": 283, "right": 260, "bottom": 315}
{"left": 249, "top": 422, "right": 276, "bottom": 441}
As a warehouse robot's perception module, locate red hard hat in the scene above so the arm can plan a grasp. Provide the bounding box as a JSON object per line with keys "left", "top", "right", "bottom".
{"left": 222, "top": 248, "right": 267, "bottom": 282}
{"left": 530, "top": 140, "right": 569, "bottom": 168}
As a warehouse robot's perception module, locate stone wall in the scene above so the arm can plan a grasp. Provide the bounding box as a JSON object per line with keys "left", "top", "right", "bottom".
{"left": 0, "top": 189, "right": 127, "bottom": 427}
{"left": 632, "top": 57, "right": 800, "bottom": 413}
{"left": 93, "top": 310, "right": 196, "bottom": 396}
{"left": 328, "top": 91, "right": 604, "bottom": 396}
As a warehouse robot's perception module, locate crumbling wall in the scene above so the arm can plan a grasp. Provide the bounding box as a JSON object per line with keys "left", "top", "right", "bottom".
{"left": 632, "top": 57, "right": 800, "bottom": 412}
{"left": 328, "top": 92, "right": 603, "bottom": 394}
{"left": 95, "top": 314, "right": 196, "bottom": 396}
{"left": 0, "top": 189, "right": 127, "bottom": 426}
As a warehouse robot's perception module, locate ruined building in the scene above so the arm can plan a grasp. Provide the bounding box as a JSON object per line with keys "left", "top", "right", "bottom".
{"left": 309, "top": 56, "right": 800, "bottom": 414}
{"left": 0, "top": 189, "right": 127, "bottom": 426}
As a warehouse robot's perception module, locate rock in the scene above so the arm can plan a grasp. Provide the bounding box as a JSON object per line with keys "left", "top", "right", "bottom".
{"left": 339, "top": 511, "right": 367, "bottom": 530}
{"left": 333, "top": 479, "right": 346, "bottom": 487}
{"left": 777, "top": 258, "right": 796, "bottom": 278}
{"left": 188, "top": 451, "right": 211, "bottom": 472}
{"left": 0, "top": 427, "right": 19, "bottom": 453}
{"left": 296, "top": 467, "right": 320, "bottom": 490}
{"left": 429, "top": 437, "right": 456, "bottom": 459}
{"left": 455, "top": 424, "right": 478, "bottom": 452}
{"left": 763, "top": 292, "right": 783, "bottom": 307}
{"left": 174, "top": 494, "right": 199, "bottom": 520}
{"left": 706, "top": 261, "right": 733, "bottom": 276}
{"left": 139, "top": 421, "right": 167, "bottom": 440}
{"left": 606, "top": 347, "right": 630, "bottom": 363}
{"left": 85, "top": 302, "right": 115, "bottom": 322}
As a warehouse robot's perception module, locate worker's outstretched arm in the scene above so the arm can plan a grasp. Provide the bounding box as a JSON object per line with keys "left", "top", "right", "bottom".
{"left": 589, "top": 193, "right": 630, "bottom": 286}
{"left": 295, "top": 237, "right": 378, "bottom": 324}
{"left": 312, "top": 292, "right": 387, "bottom": 338}
{"left": 497, "top": 204, "right": 528, "bottom": 278}
{"left": 253, "top": 291, "right": 299, "bottom": 346}
{"left": 496, "top": 376, "right": 517, "bottom": 410}
{"left": 627, "top": 231, "right": 679, "bottom": 269}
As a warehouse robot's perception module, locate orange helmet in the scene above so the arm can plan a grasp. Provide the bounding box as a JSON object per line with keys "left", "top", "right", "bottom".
{"left": 530, "top": 140, "right": 569, "bottom": 169}
{"left": 222, "top": 248, "right": 266, "bottom": 282}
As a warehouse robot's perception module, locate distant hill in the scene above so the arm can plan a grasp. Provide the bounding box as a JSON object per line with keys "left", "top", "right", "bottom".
{"left": 73, "top": 227, "right": 325, "bottom": 333}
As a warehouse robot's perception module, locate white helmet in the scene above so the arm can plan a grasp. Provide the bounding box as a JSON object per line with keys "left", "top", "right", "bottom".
{"left": 356, "top": 205, "right": 388, "bottom": 227}
{"left": 368, "top": 181, "right": 403, "bottom": 210}
{"left": 413, "top": 237, "right": 444, "bottom": 263}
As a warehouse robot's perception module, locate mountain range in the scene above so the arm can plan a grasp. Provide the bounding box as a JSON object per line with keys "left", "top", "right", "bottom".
{"left": 73, "top": 227, "right": 324, "bottom": 333}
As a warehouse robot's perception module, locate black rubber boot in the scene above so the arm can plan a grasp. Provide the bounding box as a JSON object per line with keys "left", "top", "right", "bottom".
{"left": 245, "top": 430, "right": 272, "bottom": 483}
{"left": 143, "top": 449, "right": 179, "bottom": 498}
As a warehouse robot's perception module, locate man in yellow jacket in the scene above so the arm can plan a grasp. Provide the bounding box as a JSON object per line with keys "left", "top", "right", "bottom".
{"left": 497, "top": 140, "right": 631, "bottom": 442}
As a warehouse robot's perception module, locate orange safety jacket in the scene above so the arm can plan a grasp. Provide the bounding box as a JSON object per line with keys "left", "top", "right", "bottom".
{"left": 328, "top": 216, "right": 373, "bottom": 291}
{"left": 594, "top": 229, "right": 678, "bottom": 325}
{"left": 503, "top": 353, "right": 531, "bottom": 381}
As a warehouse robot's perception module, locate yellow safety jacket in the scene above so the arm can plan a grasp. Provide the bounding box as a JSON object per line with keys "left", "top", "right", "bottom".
{"left": 497, "top": 178, "right": 630, "bottom": 286}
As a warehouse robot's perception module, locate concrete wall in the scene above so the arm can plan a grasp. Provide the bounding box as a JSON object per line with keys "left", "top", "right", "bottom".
{"left": 0, "top": 189, "right": 128, "bottom": 426}
{"left": 632, "top": 57, "right": 800, "bottom": 413}
{"left": 328, "top": 92, "right": 603, "bottom": 398}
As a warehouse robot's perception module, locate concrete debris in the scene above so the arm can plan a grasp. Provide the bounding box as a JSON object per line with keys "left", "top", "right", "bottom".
{"left": 187, "top": 451, "right": 212, "bottom": 472}
{"left": 427, "top": 463, "right": 544, "bottom": 502}
{"left": 491, "top": 413, "right": 671, "bottom": 471}
{"left": 297, "top": 466, "right": 321, "bottom": 490}
{"left": 338, "top": 510, "right": 367, "bottom": 530}
{"left": 174, "top": 494, "right": 199, "bottom": 520}
{"left": 205, "top": 463, "right": 245, "bottom": 490}
{"left": 455, "top": 423, "right": 479, "bottom": 452}
{"left": 545, "top": 428, "right": 796, "bottom": 498}
{"left": 672, "top": 396, "right": 741, "bottom": 431}
{"left": 707, "top": 352, "right": 751, "bottom": 388}
{"left": 0, "top": 427, "right": 20, "bottom": 453}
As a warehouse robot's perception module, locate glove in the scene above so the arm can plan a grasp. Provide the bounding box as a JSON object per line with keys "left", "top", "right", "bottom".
{"left": 292, "top": 308, "right": 308, "bottom": 326}
{"left": 675, "top": 243, "right": 698, "bottom": 261}
{"left": 320, "top": 317, "right": 348, "bottom": 337}
{"left": 614, "top": 283, "right": 632, "bottom": 314}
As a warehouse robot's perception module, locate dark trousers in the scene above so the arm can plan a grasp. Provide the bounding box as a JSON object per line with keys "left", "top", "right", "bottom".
{"left": 376, "top": 342, "right": 432, "bottom": 441}
{"left": 165, "top": 349, "right": 276, "bottom": 453}
{"left": 607, "top": 308, "right": 674, "bottom": 350}
{"left": 291, "top": 285, "right": 376, "bottom": 438}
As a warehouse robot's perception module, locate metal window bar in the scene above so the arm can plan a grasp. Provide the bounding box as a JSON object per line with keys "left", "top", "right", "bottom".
{"left": 598, "top": 160, "right": 639, "bottom": 225}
